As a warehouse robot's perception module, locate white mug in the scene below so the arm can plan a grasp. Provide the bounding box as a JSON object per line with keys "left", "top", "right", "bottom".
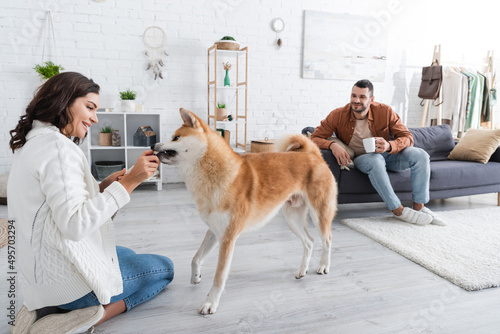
{"left": 363, "top": 137, "right": 376, "bottom": 153}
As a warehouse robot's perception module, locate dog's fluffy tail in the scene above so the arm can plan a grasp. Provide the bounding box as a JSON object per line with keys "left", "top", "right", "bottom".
{"left": 275, "top": 134, "right": 322, "bottom": 158}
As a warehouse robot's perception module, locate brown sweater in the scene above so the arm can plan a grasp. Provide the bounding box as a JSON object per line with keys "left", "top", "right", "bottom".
{"left": 310, "top": 102, "right": 413, "bottom": 154}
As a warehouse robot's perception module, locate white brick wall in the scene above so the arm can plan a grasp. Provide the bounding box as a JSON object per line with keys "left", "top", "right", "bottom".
{"left": 1, "top": 0, "right": 499, "bottom": 180}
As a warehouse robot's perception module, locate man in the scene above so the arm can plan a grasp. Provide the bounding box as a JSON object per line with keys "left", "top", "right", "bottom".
{"left": 311, "top": 79, "right": 445, "bottom": 225}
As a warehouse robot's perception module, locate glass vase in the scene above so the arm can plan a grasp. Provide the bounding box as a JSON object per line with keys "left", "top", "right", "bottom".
{"left": 112, "top": 130, "right": 121, "bottom": 147}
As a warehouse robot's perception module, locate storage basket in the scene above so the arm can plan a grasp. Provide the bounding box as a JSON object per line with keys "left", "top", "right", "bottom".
{"left": 251, "top": 140, "right": 275, "bottom": 153}
{"left": 95, "top": 161, "right": 124, "bottom": 181}
{"left": 215, "top": 40, "right": 240, "bottom": 51}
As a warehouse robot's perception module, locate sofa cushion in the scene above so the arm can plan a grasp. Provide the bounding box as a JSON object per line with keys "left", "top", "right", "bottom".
{"left": 306, "top": 125, "right": 455, "bottom": 162}
{"left": 338, "top": 168, "right": 412, "bottom": 194}
{"left": 448, "top": 128, "right": 500, "bottom": 164}
{"left": 338, "top": 160, "right": 500, "bottom": 194}
{"left": 428, "top": 160, "right": 500, "bottom": 190}
{"left": 409, "top": 125, "right": 455, "bottom": 161}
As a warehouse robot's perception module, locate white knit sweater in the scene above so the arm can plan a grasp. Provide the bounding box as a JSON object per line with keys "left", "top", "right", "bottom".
{"left": 7, "top": 121, "right": 130, "bottom": 311}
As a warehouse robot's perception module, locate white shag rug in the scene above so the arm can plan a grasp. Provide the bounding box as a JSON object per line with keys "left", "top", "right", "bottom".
{"left": 340, "top": 207, "right": 500, "bottom": 291}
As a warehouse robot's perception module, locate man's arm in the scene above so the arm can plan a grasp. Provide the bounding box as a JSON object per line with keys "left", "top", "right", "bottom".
{"left": 310, "top": 110, "right": 352, "bottom": 167}
{"left": 310, "top": 111, "right": 337, "bottom": 149}
{"left": 387, "top": 109, "right": 413, "bottom": 154}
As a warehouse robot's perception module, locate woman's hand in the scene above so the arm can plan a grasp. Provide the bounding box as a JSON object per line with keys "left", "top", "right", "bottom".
{"left": 99, "top": 168, "right": 126, "bottom": 193}
{"left": 118, "top": 150, "right": 160, "bottom": 194}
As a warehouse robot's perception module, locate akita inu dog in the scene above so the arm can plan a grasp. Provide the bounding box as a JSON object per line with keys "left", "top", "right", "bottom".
{"left": 153, "top": 108, "right": 337, "bottom": 314}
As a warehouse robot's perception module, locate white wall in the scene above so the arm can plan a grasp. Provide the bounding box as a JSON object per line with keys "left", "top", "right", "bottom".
{"left": 1, "top": 0, "right": 499, "bottom": 181}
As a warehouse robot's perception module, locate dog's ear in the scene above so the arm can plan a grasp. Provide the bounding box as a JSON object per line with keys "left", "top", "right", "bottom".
{"left": 180, "top": 108, "right": 202, "bottom": 132}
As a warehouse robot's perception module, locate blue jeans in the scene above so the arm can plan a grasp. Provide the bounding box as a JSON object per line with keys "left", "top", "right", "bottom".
{"left": 58, "top": 246, "right": 174, "bottom": 311}
{"left": 353, "top": 147, "right": 430, "bottom": 211}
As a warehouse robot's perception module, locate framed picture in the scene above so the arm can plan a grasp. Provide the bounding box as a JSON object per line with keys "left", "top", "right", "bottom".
{"left": 302, "top": 10, "right": 388, "bottom": 81}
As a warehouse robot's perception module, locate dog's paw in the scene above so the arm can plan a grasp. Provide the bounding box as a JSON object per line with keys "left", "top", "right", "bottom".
{"left": 199, "top": 302, "right": 218, "bottom": 315}
{"left": 316, "top": 265, "right": 329, "bottom": 275}
{"left": 294, "top": 269, "right": 308, "bottom": 279}
{"left": 191, "top": 274, "right": 202, "bottom": 285}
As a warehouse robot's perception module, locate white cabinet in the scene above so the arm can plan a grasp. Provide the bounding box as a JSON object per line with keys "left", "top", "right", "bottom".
{"left": 207, "top": 45, "right": 248, "bottom": 152}
{"left": 87, "top": 111, "right": 162, "bottom": 190}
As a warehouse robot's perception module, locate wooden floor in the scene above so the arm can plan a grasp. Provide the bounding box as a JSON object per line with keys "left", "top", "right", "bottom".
{"left": 2, "top": 184, "right": 500, "bottom": 333}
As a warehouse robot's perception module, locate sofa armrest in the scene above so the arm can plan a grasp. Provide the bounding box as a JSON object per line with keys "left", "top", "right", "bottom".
{"left": 320, "top": 149, "right": 341, "bottom": 181}
{"left": 489, "top": 145, "right": 500, "bottom": 162}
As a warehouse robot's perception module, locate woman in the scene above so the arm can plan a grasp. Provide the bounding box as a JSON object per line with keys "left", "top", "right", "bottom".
{"left": 8, "top": 72, "right": 174, "bottom": 334}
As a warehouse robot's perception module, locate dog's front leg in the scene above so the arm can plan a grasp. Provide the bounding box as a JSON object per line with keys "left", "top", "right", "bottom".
{"left": 191, "top": 229, "right": 218, "bottom": 284}
{"left": 199, "top": 233, "right": 238, "bottom": 315}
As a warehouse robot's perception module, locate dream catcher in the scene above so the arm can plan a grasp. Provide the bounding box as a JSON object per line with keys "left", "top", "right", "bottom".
{"left": 143, "top": 26, "right": 168, "bottom": 79}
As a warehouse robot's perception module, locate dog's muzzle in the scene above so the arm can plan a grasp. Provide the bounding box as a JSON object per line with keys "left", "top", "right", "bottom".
{"left": 156, "top": 150, "right": 178, "bottom": 161}
{"left": 151, "top": 144, "right": 177, "bottom": 162}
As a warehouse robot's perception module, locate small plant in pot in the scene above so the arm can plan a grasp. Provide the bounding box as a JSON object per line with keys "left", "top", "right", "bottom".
{"left": 99, "top": 126, "right": 113, "bottom": 146}
{"left": 119, "top": 89, "right": 137, "bottom": 112}
{"left": 215, "top": 36, "right": 240, "bottom": 50}
{"left": 216, "top": 103, "right": 227, "bottom": 121}
{"left": 33, "top": 61, "right": 64, "bottom": 81}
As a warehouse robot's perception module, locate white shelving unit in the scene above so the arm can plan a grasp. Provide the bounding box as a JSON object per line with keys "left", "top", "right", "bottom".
{"left": 87, "top": 111, "right": 162, "bottom": 191}
{"left": 207, "top": 45, "right": 248, "bottom": 153}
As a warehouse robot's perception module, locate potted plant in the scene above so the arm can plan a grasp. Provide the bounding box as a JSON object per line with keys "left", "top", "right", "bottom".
{"left": 216, "top": 103, "right": 227, "bottom": 121}
{"left": 215, "top": 36, "right": 240, "bottom": 50}
{"left": 33, "top": 61, "right": 64, "bottom": 81}
{"left": 119, "top": 89, "right": 137, "bottom": 112}
{"left": 99, "top": 126, "right": 113, "bottom": 146}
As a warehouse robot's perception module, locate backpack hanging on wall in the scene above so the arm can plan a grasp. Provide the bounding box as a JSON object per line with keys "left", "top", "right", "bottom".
{"left": 418, "top": 60, "right": 443, "bottom": 106}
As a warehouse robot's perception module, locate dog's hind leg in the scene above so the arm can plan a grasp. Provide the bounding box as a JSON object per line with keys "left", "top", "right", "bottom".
{"left": 308, "top": 202, "right": 334, "bottom": 275}
{"left": 283, "top": 202, "right": 314, "bottom": 279}
{"left": 199, "top": 228, "right": 240, "bottom": 315}
{"left": 191, "top": 229, "right": 218, "bottom": 284}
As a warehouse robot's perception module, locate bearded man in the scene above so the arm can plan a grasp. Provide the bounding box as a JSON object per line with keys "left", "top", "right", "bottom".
{"left": 310, "top": 79, "right": 445, "bottom": 226}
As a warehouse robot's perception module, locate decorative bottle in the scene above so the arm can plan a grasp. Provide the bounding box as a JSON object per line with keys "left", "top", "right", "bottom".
{"left": 112, "top": 130, "right": 121, "bottom": 147}
{"left": 224, "top": 70, "right": 230, "bottom": 87}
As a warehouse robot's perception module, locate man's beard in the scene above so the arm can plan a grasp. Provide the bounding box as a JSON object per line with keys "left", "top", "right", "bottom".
{"left": 351, "top": 103, "right": 367, "bottom": 113}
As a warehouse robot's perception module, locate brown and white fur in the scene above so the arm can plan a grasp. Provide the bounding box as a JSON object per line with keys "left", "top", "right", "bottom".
{"left": 153, "top": 108, "right": 337, "bottom": 314}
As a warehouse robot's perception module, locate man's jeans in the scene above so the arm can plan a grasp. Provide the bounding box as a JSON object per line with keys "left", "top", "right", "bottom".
{"left": 353, "top": 147, "right": 430, "bottom": 211}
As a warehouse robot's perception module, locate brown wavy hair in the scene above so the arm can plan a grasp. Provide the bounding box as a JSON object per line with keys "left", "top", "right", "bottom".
{"left": 9, "top": 72, "right": 100, "bottom": 153}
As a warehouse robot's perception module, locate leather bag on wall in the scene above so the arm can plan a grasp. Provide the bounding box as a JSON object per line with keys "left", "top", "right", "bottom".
{"left": 418, "top": 62, "right": 443, "bottom": 105}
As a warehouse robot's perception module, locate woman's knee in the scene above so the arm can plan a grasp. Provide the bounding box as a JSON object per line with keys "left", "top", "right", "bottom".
{"left": 159, "top": 255, "right": 174, "bottom": 282}
{"left": 119, "top": 252, "right": 174, "bottom": 284}
{"left": 146, "top": 254, "right": 175, "bottom": 284}
{"left": 116, "top": 246, "right": 136, "bottom": 257}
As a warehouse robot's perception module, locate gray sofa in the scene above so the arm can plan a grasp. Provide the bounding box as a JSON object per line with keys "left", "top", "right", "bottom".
{"left": 303, "top": 125, "right": 500, "bottom": 205}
